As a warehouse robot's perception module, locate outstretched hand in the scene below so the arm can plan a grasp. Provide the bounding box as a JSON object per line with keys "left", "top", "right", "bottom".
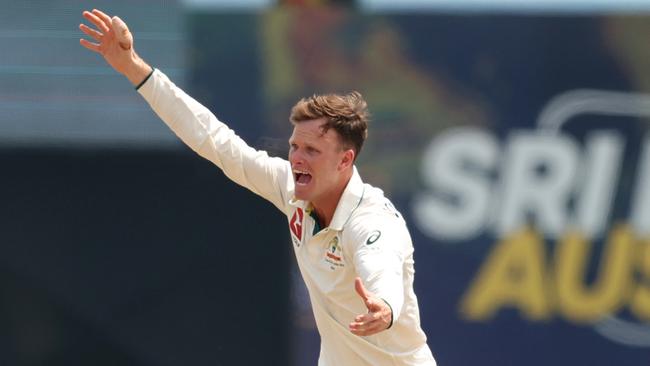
{"left": 79, "top": 9, "right": 151, "bottom": 86}
{"left": 349, "top": 277, "right": 393, "bottom": 336}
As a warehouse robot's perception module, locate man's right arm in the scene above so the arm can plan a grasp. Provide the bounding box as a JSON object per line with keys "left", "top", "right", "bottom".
{"left": 137, "top": 69, "right": 291, "bottom": 211}
{"left": 79, "top": 9, "right": 292, "bottom": 212}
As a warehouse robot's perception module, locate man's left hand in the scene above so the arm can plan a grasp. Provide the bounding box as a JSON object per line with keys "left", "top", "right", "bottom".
{"left": 349, "top": 277, "right": 393, "bottom": 336}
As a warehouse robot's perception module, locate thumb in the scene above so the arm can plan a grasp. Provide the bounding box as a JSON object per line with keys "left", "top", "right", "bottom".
{"left": 354, "top": 277, "right": 371, "bottom": 304}
{"left": 112, "top": 16, "right": 133, "bottom": 50}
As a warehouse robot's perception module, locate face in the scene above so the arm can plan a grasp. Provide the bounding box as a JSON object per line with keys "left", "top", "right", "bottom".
{"left": 288, "top": 119, "right": 354, "bottom": 204}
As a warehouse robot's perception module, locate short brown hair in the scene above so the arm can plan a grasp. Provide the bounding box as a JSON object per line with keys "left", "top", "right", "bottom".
{"left": 290, "top": 91, "right": 369, "bottom": 160}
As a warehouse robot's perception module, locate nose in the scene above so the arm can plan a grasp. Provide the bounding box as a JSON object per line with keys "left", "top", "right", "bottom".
{"left": 289, "top": 149, "right": 304, "bottom": 166}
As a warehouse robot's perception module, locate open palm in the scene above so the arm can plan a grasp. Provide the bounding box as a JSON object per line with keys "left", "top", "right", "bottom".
{"left": 79, "top": 9, "right": 150, "bottom": 85}
{"left": 349, "top": 277, "right": 393, "bottom": 336}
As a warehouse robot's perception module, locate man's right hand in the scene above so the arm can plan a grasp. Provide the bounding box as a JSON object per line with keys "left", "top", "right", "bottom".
{"left": 79, "top": 9, "right": 152, "bottom": 86}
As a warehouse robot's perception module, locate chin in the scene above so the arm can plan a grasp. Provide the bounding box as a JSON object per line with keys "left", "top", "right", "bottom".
{"left": 294, "top": 187, "right": 312, "bottom": 201}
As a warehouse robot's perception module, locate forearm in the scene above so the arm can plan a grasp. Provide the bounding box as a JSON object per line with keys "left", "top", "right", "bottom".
{"left": 123, "top": 52, "right": 152, "bottom": 87}
{"left": 352, "top": 225, "right": 409, "bottom": 322}
{"left": 137, "top": 69, "right": 290, "bottom": 211}
{"left": 363, "top": 268, "right": 405, "bottom": 321}
{"left": 137, "top": 69, "right": 234, "bottom": 156}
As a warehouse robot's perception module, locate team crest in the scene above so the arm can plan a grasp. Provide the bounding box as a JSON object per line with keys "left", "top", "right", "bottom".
{"left": 325, "top": 235, "right": 344, "bottom": 269}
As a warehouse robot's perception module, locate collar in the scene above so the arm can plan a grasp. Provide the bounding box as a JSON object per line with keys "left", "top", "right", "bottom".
{"left": 288, "top": 166, "right": 365, "bottom": 231}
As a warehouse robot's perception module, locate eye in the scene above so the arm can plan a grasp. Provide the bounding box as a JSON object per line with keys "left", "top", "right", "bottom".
{"left": 307, "top": 146, "right": 319, "bottom": 154}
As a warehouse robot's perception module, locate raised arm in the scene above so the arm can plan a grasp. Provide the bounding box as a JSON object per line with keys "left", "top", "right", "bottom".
{"left": 79, "top": 9, "right": 151, "bottom": 86}
{"left": 78, "top": 9, "right": 292, "bottom": 214}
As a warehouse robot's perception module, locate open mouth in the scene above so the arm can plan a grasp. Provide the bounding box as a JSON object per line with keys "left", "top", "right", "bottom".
{"left": 293, "top": 169, "right": 312, "bottom": 186}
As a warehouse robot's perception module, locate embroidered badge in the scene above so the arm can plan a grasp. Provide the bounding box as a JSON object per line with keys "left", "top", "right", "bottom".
{"left": 326, "top": 236, "right": 341, "bottom": 261}
{"left": 324, "top": 235, "right": 344, "bottom": 269}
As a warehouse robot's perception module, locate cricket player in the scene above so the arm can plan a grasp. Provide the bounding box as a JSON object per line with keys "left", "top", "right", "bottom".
{"left": 79, "top": 9, "right": 436, "bottom": 365}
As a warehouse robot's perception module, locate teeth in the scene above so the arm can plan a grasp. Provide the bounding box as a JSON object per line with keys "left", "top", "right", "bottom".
{"left": 293, "top": 169, "right": 310, "bottom": 175}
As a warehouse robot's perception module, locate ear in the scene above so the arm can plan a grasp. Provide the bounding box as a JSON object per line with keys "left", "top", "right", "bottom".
{"left": 339, "top": 148, "right": 355, "bottom": 170}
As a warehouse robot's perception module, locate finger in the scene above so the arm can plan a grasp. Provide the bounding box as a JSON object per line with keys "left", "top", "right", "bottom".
{"left": 92, "top": 9, "right": 113, "bottom": 30}
{"left": 349, "top": 319, "right": 386, "bottom": 336}
{"left": 362, "top": 320, "right": 387, "bottom": 335}
{"left": 349, "top": 320, "right": 365, "bottom": 331}
{"left": 354, "top": 277, "right": 371, "bottom": 304}
{"left": 83, "top": 11, "right": 109, "bottom": 33}
{"left": 349, "top": 323, "right": 363, "bottom": 334}
{"left": 79, "top": 38, "right": 101, "bottom": 52}
{"left": 365, "top": 297, "right": 386, "bottom": 312}
{"left": 79, "top": 23, "right": 103, "bottom": 41}
{"left": 355, "top": 312, "right": 381, "bottom": 323}
{"left": 111, "top": 16, "right": 133, "bottom": 50}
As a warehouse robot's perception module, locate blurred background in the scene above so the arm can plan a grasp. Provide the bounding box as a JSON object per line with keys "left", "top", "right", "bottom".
{"left": 1, "top": 0, "right": 650, "bottom": 365}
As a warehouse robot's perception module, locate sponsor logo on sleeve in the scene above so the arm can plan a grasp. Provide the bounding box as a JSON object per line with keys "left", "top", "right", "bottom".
{"left": 289, "top": 208, "right": 304, "bottom": 245}
{"left": 366, "top": 230, "right": 382, "bottom": 245}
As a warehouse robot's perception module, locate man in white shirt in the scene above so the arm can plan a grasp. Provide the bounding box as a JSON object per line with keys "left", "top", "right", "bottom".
{"left": 79, "top": 9, "right": 436, "bottom": 365}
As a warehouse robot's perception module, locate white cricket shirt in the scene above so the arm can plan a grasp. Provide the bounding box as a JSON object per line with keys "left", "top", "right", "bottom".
{"left": 138, "top": 70, "right": 436, "bottom": 366}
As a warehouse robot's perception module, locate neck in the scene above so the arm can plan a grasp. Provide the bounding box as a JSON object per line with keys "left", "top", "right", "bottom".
{"left": 312, "top": 168, "right": 353, "bottom": 227}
